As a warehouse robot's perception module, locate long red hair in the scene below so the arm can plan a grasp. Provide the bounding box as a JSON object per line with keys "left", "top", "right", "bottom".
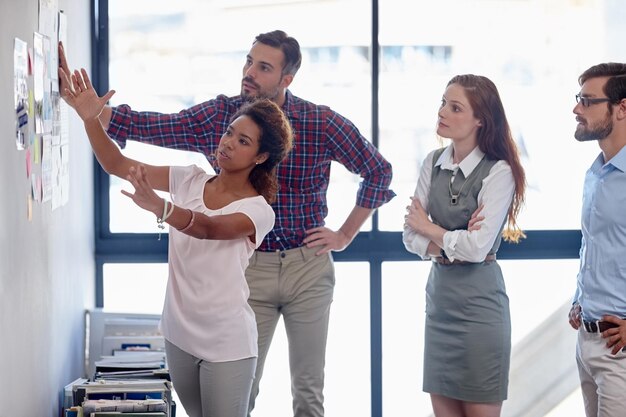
{"left": 448, "top": 74, "right": 526, "bottom": 242}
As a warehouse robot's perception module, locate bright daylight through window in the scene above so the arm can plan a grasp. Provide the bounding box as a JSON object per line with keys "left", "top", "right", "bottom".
{"left": 98, "top": 1, "right": 625, "bottom": 416}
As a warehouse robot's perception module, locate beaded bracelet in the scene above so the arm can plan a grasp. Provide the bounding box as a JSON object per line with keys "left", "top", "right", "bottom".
{"left": 157, "top": 199, "right": 175, "bottom": 240}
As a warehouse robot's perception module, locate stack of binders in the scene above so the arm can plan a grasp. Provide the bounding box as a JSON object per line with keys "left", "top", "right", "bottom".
{"left": 64, "top": 310, "right": 175, "bottom": 417}
{"left": 64, "top": 378, "right": 175, "bottom": 417}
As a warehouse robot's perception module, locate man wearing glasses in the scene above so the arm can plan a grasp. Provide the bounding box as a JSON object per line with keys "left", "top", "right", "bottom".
{"left": 568, "top": 62, "right": 626, "bottom": 417}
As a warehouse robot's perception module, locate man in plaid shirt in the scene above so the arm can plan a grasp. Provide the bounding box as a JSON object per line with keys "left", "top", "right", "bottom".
{"left": 60, "top": 30, "right": 394, "bottom": 417}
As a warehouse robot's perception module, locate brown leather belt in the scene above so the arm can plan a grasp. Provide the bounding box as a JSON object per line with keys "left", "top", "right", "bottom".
{"left": 582, "top": 320, "right": 620, "bottom": 333}
{"left": 432, "top": 253, "right": 497, "bottom": 265}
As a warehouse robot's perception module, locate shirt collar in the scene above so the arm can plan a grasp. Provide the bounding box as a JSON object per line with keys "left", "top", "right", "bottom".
{"left": 435, "top": 145, "right": 486, "bottom": 177}
{"left": 605, "top": 144, "right": 626, "bottom": 172}
{"left": 282, "top": 90, "right": 300, "bottom": 120}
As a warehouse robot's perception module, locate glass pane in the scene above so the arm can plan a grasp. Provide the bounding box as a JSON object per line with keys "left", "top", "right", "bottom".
{"left": 327, "top": 262, "right": 371, "bottom": 417}
{"left": 382, "top": 261, "right": 430, "bottom": 415}
{"left": 103, "top": 263, "right": 168, "bottom": 314}
{"left": 107, "top": 0, "right": 372, "bottom": 233}
{"left": 252, "top": 262, "right": 371, "bottom": 417}
{"left": 109, "top": 145, "right": 212, "bottom": 233}
{"left": 382, "top": 259, "right": 581, "bottom": 416}
{"left": 378, "top": 0, "right": 623, "bottom": 231}
{"left": 103, "top": 262, "right": 370, "bottom": 417}
{"left": 545, "top": 388, "right": 584, "bottom": 417}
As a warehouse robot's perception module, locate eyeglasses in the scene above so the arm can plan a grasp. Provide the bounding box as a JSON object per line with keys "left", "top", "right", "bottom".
{"left": 575, "top": 94, "right": 612, "bottom": 107}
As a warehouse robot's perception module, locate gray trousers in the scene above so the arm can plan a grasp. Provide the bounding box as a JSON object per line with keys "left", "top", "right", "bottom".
{"left": 165, "top": 340, "right": 256, "bottom": 417}
{"left": 246, "top": 246, "right": 335, "bottom": 417}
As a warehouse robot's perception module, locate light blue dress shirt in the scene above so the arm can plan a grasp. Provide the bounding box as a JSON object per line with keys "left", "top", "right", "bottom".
{"left": 574, "top": 144, "right": 626, "bottom": 321}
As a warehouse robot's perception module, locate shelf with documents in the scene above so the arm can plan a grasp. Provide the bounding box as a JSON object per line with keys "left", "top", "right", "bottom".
{"left": 64, "top": 310, "right": 175, "bottom": 417}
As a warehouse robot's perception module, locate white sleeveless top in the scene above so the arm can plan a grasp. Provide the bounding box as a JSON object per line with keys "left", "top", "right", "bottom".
{"left": 160, "top": 165, "right": 274, "bottom": 362}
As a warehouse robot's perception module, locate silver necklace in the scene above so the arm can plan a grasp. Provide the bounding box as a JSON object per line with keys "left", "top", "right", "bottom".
{"left": 448, "top": 170, "right": 469, "bottom": 205}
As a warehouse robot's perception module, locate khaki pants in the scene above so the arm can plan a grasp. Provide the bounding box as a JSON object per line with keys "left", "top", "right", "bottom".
{"left": 246, "top": 246, "right": 335, "bottom": 417}
{"left": 165, "top": 340, "right": 256, "bottom": 417}
{"left": 577, "top": 329, "right": 626, "bottom": 417}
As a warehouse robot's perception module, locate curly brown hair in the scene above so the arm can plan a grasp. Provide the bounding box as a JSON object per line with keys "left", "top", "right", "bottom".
{"left": 231, "top": 99, "right": 293, "bottom": 203}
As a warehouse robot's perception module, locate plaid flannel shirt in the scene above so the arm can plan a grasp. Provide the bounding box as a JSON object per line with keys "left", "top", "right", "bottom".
{"left": 108, "top": 90, "right": 395, "bottom": 251}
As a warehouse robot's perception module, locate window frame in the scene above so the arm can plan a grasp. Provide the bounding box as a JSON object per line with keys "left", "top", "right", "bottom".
{"left": 91, "top": 1, "right": 582, "bottom": 415}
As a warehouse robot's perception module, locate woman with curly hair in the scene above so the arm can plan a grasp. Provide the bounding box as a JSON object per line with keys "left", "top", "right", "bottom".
{"left": 62, "top": 68, "right": 293, "bottom": 417}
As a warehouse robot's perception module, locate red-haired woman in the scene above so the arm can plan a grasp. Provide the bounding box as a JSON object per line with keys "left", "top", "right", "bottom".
{"left": 403, "top": 74, "right": 526, "bottom": 417}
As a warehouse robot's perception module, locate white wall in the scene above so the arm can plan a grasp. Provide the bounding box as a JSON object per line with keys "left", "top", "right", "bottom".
{"left": 0, "top": 0, "right": 94, "bottom": 415}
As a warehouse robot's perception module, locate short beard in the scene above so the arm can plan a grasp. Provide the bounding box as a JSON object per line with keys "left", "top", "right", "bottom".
{"left": 575, "top": 117, "right": 613, "bottom": 142}
{"left": 241, "top": 76, "right": 282, "bottom": 104}
{"left": 241, "top": 91, "right": 258, "bottom": 103}
{"left": 241, "top": 87, "right": 282, "bottom": 104}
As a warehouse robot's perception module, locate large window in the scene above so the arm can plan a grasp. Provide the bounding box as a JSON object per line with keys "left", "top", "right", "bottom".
{"left": 377, "top": 0, "right": 618, "bottom": 231}
{"left": 93, "top": 0, "right": 625, "bottom": 416}
{"left": 104, "top": 0, "right": 371, "bottom": 233}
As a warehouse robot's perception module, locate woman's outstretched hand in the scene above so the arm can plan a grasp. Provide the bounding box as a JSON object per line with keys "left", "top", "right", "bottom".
{"left": 59, "top": 67, "right": 115, "bottom": 122}
{"left": 58, "top": 42, "right": 76, "bottom": 107}
{"left": 121, "top": 165, "right": 163, "bottom": 216}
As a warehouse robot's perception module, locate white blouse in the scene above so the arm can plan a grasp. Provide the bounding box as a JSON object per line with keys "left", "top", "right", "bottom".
{"left": 160, "top": 165, "right": 275, "bottom": 362}
{"left": 402, "top": 145, "right": 515, "bottom": 262}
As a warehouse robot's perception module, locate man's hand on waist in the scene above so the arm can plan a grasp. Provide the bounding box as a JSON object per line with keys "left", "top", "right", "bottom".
{"left": 601, "top": 315, "right": 626, "bottom": 355}
{"left": 303, "top": 227, "right": 350, "bottom": 256}
{"left": 568, "top": 302, "right": 581, "bottom": 330}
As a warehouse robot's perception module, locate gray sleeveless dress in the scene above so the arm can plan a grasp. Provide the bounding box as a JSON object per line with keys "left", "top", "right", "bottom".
{"left": 422, "top": 148, "right": 511, "bottom": 402}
